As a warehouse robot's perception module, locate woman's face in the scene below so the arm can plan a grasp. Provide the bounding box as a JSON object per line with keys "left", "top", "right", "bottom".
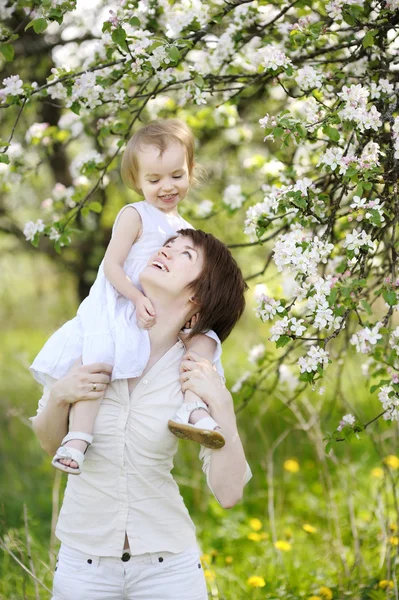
{"left": 140, "top": 235, "right": 204, "bottom": 302}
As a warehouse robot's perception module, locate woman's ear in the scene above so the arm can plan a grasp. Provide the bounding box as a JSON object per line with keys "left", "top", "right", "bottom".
{"left": 189, "top": 295, "right": 201, "bottom": 306}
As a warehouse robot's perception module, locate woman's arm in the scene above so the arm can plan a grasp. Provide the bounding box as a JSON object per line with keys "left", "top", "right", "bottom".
{"left": 103, "top": 207, "right": 155, "bottom": 328}
{"left": 180, "top": 351, "right": 249, "bottom": 508}
{"left": 31, "top": 362, "right": 112, "bottom": 456}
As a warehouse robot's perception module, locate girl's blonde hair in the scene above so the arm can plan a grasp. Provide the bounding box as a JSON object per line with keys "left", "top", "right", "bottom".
{"left": 121, "top": 119, "right": 196, "bottom": 195}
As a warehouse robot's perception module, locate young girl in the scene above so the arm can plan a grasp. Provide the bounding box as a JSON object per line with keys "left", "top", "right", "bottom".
{"left": 30, "top": 119, "right": 226, "bottom": 475}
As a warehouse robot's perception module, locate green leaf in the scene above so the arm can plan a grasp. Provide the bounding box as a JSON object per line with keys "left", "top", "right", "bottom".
{"left": 32, "top": 18, "right": 48, "bottom": 34}
{"left": 276, "top": 335, "right": 291, "bottom": 348}
{"left": 325, "top": 441, "right": 333, "bottom": 454}
{"left": 299, "top": 371, "right": 314, "bottom": 383}
{"left": 383, "top": 289, "right": 397, "bottom": 306}
{"left": 0, "top": 154, "right": 9, "bottom": 164}
{"left": 363, "top": 30, "right": 375, "bottom": 48}
{"left": 112, "top": 27, "right": 127, "bottom": 48}
{"left": 273, "top": 127, "right": 284, "bottom": 138}
{"left": 361, "top": 299, "right": 372, "bottom": 314}
{"left": 70, "top": 101, "right": 81, "bottom": 115}
{"left": 370, "top": 380, "right": 391, "bottom": 394}
{"left": 323, "top": 125, "right": 340, "bottom": 142}
{"left": 0, "top": 43, "right": 14, "bottom": 62}
{"left": 367, "top": 208, "right": 382, "bottom": 227}
{"left": 129, "top": 17, "right": 141, "bottom": 27}
{"left": 328, "top": 287, "right": 338, "bottom": 306}
{"left": 168, "top": 46, "right": 181, "bottom": 62}
{"left": 193, "top": 75, "right": 204, "bottom": 89}
{"left": 87, "top": 201, "right": 103, "bottom": 213}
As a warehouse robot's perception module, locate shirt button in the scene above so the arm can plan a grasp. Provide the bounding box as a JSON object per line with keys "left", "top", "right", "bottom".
{"left": 142, "top": 380, "right": 148, "bottom": 385}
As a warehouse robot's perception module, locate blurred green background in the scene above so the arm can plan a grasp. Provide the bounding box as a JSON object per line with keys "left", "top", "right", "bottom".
{"left": 1, "top": 195, "right": 399, "bottom": 600}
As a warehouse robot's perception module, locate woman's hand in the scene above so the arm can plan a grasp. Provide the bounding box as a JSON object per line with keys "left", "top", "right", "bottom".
{"left": 52, "top": 360, "right": 113, "bottom": 406}
{"left": 180, "top": 351, "right": 233, "bottom": 417}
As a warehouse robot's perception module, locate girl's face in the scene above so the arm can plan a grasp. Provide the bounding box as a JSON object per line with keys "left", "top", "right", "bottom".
{"left": 140, "top": 235, "right": 204, "bottom": 302}
{"left": 136, "top": 142, "right": 190, "bottom": 213}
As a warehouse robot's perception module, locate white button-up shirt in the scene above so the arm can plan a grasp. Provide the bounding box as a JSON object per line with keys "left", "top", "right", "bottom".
{"left": 33, "top": 340, "right": 252, "bottom": 557}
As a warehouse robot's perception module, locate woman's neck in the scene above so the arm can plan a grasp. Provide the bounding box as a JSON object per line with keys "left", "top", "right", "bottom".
{"left": 146, "top": 299, "right": 187, "bottom": 358}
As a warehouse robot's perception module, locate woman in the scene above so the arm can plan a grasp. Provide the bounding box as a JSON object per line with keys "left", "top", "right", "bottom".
{"left": 31, "top": 229, "right": 251, "bottom": 600}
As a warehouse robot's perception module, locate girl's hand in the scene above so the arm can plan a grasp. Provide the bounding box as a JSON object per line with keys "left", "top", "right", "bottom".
{"left": 52, "top": 359, "right": 113, "bottom": 405}
{"left": 179, "top": 351, "right": 231, "bottom": 416}
{"left": 182, "top": 313, "right": 199, "bottom": 331}
{"left": 136, "top": 295, "right": 156, "bottom": 329}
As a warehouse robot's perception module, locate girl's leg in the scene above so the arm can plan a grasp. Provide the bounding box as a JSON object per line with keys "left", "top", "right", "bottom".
{"left": 184, "top": 390, "right": 213, "bottom": 425}
{"left": 58, "top": 398, "right": 102, "bottom": 469}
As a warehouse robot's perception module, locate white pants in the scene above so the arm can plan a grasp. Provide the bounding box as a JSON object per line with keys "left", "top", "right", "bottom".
{"left": 52, "top": 543, "right": 208, "bottom": 600}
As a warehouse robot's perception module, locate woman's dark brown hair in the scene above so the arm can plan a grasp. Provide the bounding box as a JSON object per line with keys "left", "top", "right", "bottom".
{"left": 173, "top": 229, "right": 248, "bottom": 342}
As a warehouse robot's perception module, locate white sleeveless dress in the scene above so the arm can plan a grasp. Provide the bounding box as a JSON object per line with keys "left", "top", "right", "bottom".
{"left": 30, "top": 201, "right": 223, "bottom": 384}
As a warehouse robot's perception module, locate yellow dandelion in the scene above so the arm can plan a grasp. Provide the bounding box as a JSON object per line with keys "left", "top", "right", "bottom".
{"left": 225, "top": 556, "right": 233, "bottom": 565}
{"left": 389, "top": 523, "right": 398, "bottom": 532}
{"left": 200, "top": 554, "right": 211, "bottom": 566}
{"left": 284, "top": 527, "right": 293, "bottom": 538}
{"left": 204, "top": 569, "right": 216, "bottom": 582}
{"left": 210, "top": 549, "right": 218, "bottom": 557}
{"left": 384, "top": 455, "right": 399, "bottom": 469}
{"left": 371, "top": 467, "right": 384, "bottom": 478}
{"left": 303, "top": 523, "right": 317, "bottom": 534}
{"left": 247, "top": 532, "right": 262, "bottom": 542}
{"left": 247, "top": 576, "right": 266, "bottom": 588}
{"left": 274, "top": 540, "right": 292, "bottom": 552}
{"left": 260, "top": 532, "right": 269, "bottom": 540}
{"left": 389, "top": 536, "right": 399, "bottom": 545}
{"left": 319, "top": 586, "right": 333, "bottom": 600}
{"left": 249, "top": 518, "right": 263, "bottom": 531}
{"left": 309, "top": 597, "right": 322, "bottom": 600}
{"left": 379, "top": 580, "right": 394, "bottom": 589}
{"left": 284, "top": 458, "right": 300, "bottom": 473}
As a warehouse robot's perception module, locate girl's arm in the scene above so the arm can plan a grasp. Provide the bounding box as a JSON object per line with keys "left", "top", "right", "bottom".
{"left": 183, "top": 333, "right": 216, "bottom": 363}
{"left": 179, "top": 352, "right": 249, "bottom": 508}
{"left": 103, "top": 207, "right": 144, "bottom": 304}
{"left": 103, "top": 207, "right": 155, "bottom": 328}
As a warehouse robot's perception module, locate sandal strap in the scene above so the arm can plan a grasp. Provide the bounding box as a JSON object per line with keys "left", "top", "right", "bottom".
{"left": 173, "top": 401, "right": 209, "bottom": 425}
{"left": 52, "top": 446, "right": 86, "bottom": 474}
{"left": 61, "top": 431, "right": 93, "bottom": 446}
{"left": 193, "top": 416, "right": 219, "bottom": 431}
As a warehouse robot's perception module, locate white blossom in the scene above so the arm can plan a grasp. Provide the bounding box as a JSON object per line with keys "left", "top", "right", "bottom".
{"left": 255, "top": 295, "right": 285, "bottom": 321}
{"left": 248, "top": 344, "right": 266, "bottom": 363}
{"left": 223, "top": 184, "right": 245, "bottom": 210}
{"left": 295, "top": 66, "right": 323, "bottom": 91}
{"left": 232, "top": 370, "right": 251, "bottom": 393}
{"left": 350, "top": 322, "right": 382, "bottom": 354}
{"left": 1, "top": 75, "right": 24, "bottom": 102}
{"left": 298, "top": 345, "right": 329, "bottom": 373}
{"left": 196, "top": 199, "right": 213, "bottom": 218}
{"left": 343, "top": 228, "right": 376, "bottom": 255}
{"left": 259, "top": 45, "right": 292, "bottom": 71}
{"left": 337, "top": 413, "right": 356, "bottom": 431}
{"left": 378, "top": 385, "right": 399, "bottom": 421}
{"left": 23, "top": 219, "right": 45, "bottom": 241}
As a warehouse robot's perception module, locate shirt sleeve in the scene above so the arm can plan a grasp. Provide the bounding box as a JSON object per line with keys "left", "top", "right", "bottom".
{"left": 29, "top": 375, "right": 57, "bottom": 423}
{"left": 198, "top": 445, "right": 252, "bottom": 505}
